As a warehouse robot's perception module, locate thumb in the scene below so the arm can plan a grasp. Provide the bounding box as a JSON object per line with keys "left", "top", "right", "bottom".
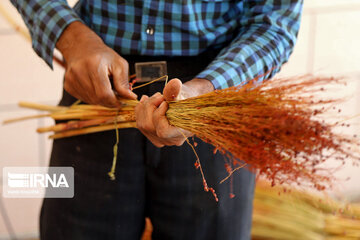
{"left": 163, "top": 78, "right": 182, "bottom": 101}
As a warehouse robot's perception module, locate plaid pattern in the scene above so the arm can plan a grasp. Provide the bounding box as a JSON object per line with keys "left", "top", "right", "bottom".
{"left": 11, "top": 0, "right": 303, "bottom": 89}
{"left": 10, "top": 0, "right": 81, "bottom": 68}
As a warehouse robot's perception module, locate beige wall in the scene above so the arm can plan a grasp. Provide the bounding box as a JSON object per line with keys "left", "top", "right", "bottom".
{"left": 0, "top": 0, "right": 360, "bottom": 239}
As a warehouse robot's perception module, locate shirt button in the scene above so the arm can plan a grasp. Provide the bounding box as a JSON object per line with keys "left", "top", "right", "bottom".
{"left": 146, "top": 27, "right": 154, "bottom": 35}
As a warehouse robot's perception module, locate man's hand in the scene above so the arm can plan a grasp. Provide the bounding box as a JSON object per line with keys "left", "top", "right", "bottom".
{"left": 56, "top": 21, "right": 137, "bottom": 107}
{"left": 135, "top": 78, "right": 214, "bottom": 147}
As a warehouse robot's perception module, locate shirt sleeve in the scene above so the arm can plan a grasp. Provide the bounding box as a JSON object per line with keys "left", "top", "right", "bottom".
{"left": 10, "top": 0, "right": 82, "bottom": 69}
{"left": 196, "top": 0, "right": 303, "bottom": 89}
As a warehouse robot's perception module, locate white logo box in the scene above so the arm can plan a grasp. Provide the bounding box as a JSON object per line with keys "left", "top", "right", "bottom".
{"left": 3, "top": 167, "right": 74, "bottom": 198}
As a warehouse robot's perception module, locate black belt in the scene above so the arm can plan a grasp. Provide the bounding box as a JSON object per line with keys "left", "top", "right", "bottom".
{"left": 123, "top": 48, "right": 222, "bottom": 82}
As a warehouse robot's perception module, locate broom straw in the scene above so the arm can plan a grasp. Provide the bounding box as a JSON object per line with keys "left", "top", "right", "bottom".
{"left": 3, "top": 75, "right": 360, "bottom": 190}
{"left": 49, "top": 122, "right": 136, "bottom": 139}
{"left": 252, "top": 181, "right": 360, "bottom": 240}
{"left": 37, "top": 114, "right": 135, "bottom": 133}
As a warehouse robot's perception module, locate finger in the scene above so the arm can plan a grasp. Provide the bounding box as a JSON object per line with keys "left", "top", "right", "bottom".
{"left": 91, "top": 66, "right": 119, "bottom": 107}
{"left": 80, "top": 72, "right": 99, "bottom": 104}
{"left": 154, "top": 101, "right": 193, "bottom": 139}
{"left": 139, "top": 95, "right": 149, "bottom": 103}
{"left": 153, "top": 101, "right": 179, "bottom": 139}
{"left": 64, "top": 86, "right": 84, "bottom": 104}
{"left": 146, "top": 92, "right": 165, "bottom": 108}
{"left": 64, "top": 74, "right": 92, "bottom": 104}
{"left": 153, "top": 101, "right": 168, "bottom": 122}
{"left": 143, "top": 133, "right": 165, "bottom": 148}
{"left": 64, "top": 64, "right": 97, "bottom": 104}
{"left": 143, "top": 93, "right": 163, "bottom": 125}
{"left": 112, "top": 62, "right": 137, "bottom": 99}
{"left": 178, "top": 128, "right": 194, "bottom": 138}
{"left": 163, "top": 78, "right": 182, "bottom": 101}
{"left": 135, "top": 96, "right": 156, "bottom": 135}
{"left": 135, "top": 99, "right": 145, "bottom": 123}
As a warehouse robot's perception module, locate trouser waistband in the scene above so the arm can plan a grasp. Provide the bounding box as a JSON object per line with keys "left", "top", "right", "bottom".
{"left": 122, "top": 48, "right": 222, "bottom": 82}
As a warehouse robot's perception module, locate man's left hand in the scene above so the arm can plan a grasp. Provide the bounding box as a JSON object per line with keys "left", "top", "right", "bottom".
{"left": 135, "top": 78, "right": 214, "bottom": 147}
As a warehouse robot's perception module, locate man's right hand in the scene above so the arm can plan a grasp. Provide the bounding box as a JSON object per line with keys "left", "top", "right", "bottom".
{"left": 56, "top": 21, "right": 137, "bottom": 107}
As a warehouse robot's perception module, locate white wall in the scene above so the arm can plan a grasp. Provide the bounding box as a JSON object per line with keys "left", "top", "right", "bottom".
{"left": 278, "top": 0, "right": 360, "bottom": 200}
{"left": 0, "top": 1, "right": 64, "bottom": 239}
{"left": 0, "top": 0, "right": 360, "bottom": 239}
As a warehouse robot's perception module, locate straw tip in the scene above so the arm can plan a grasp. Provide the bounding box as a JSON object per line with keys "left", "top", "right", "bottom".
{"left": 108, "top": 172, "right": 116, "bottom": 181}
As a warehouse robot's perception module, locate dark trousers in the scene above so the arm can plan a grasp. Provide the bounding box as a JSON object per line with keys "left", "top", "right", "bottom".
{"left": 40, "top": 51, "right": 255, "bottom": 240}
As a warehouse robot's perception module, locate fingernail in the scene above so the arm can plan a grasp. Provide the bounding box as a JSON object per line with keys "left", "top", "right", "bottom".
{"left": 128, "top": 90, "right": 137, "bottom": 99}
{"left": 140, "top": 95, "right": 147, "bottom": 102}
{"left": 160, "top": 101, "right": 167, "bottom": 108}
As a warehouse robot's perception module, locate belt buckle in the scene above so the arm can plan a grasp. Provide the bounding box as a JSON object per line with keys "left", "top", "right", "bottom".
{"left": 135, "top": 61, "right": 167, "bottom": 83}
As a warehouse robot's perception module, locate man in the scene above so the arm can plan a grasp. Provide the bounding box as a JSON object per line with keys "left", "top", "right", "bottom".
{"left": 11, "top": 0, "right": 303, "bottom": 239}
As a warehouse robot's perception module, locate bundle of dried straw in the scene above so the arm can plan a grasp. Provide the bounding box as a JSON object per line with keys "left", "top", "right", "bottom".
{"left": 252, "top": 181, "right": 360, "bottom": 240}
{"left": 141, "top": 181, "right": 360, "bottom": 240}
{"left": 3, "top": 75, "right": 360, "bottom": 190}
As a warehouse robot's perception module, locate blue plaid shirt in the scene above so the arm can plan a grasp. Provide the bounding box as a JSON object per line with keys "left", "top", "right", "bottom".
{"left": 11, "top": 0, "right": 303, "bottom": 89}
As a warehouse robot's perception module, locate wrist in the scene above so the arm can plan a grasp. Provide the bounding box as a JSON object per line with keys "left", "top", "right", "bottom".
{"left": 183, "top": 78, "right": 215, "bottom": 97}
{"left": 56, "top": 21, "right": 103, "bottom": 62}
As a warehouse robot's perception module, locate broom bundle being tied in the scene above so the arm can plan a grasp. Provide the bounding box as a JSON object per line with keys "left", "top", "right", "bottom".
{"left": 166, "top": 76, "right": 359, "bottom": 190}
{"left": 4, "top": 75, "right": 360, "bottom": 190}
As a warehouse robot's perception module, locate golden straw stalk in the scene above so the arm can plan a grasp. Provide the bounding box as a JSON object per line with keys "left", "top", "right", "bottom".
{"left": 49, "top": 122, "right": 137, "bottom": 139}
{"left": 252, "top": 181, "right": 360, "bottom": 240}
{"left": 3, "top": 75, "right": 360, "bottom": 190}
{"left": 141, "top": 182, "right": 360, "bottom": 240}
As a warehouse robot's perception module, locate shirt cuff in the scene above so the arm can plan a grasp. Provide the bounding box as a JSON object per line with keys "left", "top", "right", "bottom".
{"left": 32, "top": 1, "right": 82, "bottom": 69}
{"left": 196, "top": 61, "right": 245, "bottom": 90}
